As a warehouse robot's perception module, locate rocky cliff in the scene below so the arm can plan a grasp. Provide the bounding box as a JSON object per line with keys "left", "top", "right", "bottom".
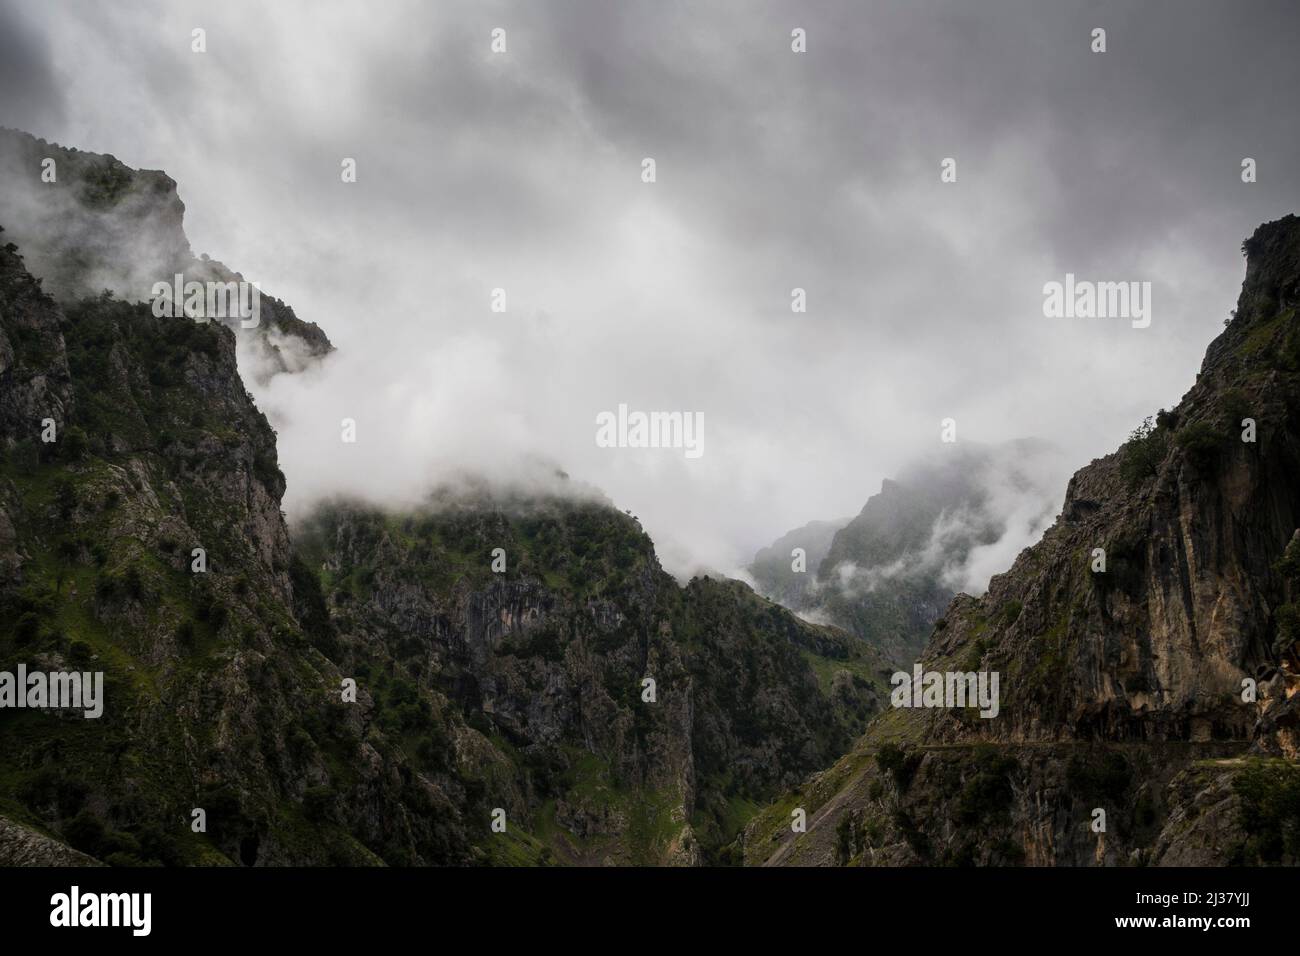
{"left": 744, "top": 216, "right": 1300, "bottom": 867}
{"left": 292, "top": 489, "right": 890, "bottom": 864}
{"left": 0, "top": 232, "right": 477, "bottom": 865}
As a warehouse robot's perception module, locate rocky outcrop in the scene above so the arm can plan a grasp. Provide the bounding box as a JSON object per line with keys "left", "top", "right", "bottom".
{"left": 0, "top": 817, "right": 102, "bottom": 866}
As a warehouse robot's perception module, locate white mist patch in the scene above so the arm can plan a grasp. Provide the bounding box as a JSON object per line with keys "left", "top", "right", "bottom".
{"left": 931, "top": 452, "right": 1065, "bottom": 595}
{"left": 818, "top": 443, "right": 1068, "bottom": 602}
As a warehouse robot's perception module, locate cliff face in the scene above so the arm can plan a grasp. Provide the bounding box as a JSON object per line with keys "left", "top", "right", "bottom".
{"left": 293, "top": 492, "right": 889, "bottom": 864}
{"left": 0, "top": 235, "right": 479, "bottom": 866}
{"left": 745, "top": 216, "right": 1300, "bottom": 867}
{"left": 923, "top": 217, "right": 1300, "bottom": 750}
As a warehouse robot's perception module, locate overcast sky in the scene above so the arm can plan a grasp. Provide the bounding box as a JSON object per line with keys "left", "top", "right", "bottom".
{"left": 3, "top": 0, "right": 1299, "bottom": 578}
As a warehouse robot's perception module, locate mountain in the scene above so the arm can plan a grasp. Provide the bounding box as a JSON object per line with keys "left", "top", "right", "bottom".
{"left": 748, "top": 518, "right": 846, "bottom": 610}
{"left": 743, "top": 216, "right": 1300, "bottom": 866}
{"left": 293, "top": 489, "right": 890, "bottom": 864}
{"left": 0, "top": 132, "right": 887, "bottom": 865}
{"left": 0, "top": 128, "right": 332, "bottom": 381}
{"left": 0, "top": 230, "right": 454, "bottom": 865}
{"left": 749, "top": 440, "right": 1066, "bottom": 665}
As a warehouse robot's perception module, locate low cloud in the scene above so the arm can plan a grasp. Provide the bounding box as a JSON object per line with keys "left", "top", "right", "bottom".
{"left": 4, "top": 0, "right": 1300, "bottom": 580}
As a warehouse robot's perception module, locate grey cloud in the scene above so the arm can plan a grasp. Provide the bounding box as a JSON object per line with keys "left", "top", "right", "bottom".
{"left": 3, "top": 0, "right": 1299, "bottom": 581}
{"left": 0, "top": 0, "right": 66, "bottom": 133}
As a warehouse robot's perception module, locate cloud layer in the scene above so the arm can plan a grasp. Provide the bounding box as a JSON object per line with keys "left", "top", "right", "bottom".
{"left": 3, "top": 0, "right": 1299, "bottom": 580}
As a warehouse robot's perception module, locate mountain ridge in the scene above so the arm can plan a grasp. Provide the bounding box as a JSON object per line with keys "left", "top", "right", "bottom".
{"left": 748, "top": 438, "right": 1066, "bottom": 666}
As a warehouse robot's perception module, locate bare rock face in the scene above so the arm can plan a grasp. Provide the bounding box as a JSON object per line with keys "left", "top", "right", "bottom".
{"left": 748, "top": 215, "right": 1300, "bottom": 867}
{"left": 920, "top": 216, "right": 1300, "bottom": 750}
{"left": 0, "top": 817, "right": 101, "bottom": 866}
{"left": 0, "top": 225, "right": 72, "bottom": 442}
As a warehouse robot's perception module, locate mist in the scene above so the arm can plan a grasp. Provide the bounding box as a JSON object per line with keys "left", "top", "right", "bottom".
{"left": 4, "top": 0, "right": 1300, "bottom": 582}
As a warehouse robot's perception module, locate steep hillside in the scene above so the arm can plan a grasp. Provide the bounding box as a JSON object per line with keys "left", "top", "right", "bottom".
{"left": 745, "top": 216, "right": 1300, "bottom": 867}
{"left": 0, "top": 233, "right": 477, "bottom": 865}
{"left": 293, "top": 489, "right": 891, "bottom": 864}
